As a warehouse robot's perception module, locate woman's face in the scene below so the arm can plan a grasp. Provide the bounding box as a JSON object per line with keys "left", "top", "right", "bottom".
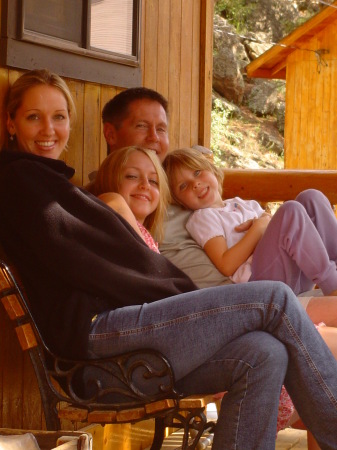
{"left": 7, "top": 84, "right": 70, "bottom": 159}
{"left": 118, "top": 151, "right": 160, "bottom": 224}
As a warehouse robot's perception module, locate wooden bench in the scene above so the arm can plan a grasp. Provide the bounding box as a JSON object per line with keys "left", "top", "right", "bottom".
{"left": 0, "top": 259, "right": 215, "bottom": 450}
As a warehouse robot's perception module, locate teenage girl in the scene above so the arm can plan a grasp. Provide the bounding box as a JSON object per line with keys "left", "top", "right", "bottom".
{"left": 93, "top": 146, "right": 170, "bottom": 253}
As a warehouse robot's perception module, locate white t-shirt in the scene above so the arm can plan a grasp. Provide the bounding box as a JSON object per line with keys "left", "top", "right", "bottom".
{"left": 186, "top": 197, "right": 264, "bottom": 283}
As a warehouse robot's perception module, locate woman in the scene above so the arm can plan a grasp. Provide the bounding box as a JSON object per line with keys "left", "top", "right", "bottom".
{"left": 1, "top": 69, "right": 337, "bottom": 449}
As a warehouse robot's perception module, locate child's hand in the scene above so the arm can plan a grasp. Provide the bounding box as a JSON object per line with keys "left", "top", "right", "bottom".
{"left": 235, "top": 218, "right": 254, "bottom": 233}
{"left": 235, "top": 213, "right": 271, "bottom": 233}
{"left": 251, "top": 213, "right": 271, "bottom": 237}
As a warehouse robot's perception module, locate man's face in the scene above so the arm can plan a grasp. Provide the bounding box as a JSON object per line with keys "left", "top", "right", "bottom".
{"left": 104, "top": 98, "right": 169, "bottom": 162}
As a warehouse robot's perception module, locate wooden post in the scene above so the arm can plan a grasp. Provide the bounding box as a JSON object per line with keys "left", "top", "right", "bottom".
{"left": 198, "top": 0, "right": 214, "bottom": 147}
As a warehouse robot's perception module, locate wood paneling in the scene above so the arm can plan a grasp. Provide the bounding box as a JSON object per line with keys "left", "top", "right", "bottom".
{"left": 142, "top": 0, "right": 213, "bottom": 150}
{"left": 65, "top": 80, "right": 85, "bottom": 185}
{"left": 156, "top": 1, "right": 170, "bottom": 100}
{"left": 82, "top": 83, "right": 101, "bottom": 184}
{"left": 284, "top": 28, "right": 337, "bottom": 170}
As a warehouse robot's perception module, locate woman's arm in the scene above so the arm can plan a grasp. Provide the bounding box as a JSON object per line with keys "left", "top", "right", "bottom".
{"left": 204, "top": 214, "right": 271, "bottom": 276}
{"left": 98, "top": 192, "right": 145, "bottom": 241}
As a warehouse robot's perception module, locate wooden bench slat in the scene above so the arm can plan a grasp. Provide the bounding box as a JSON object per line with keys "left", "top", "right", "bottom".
{"left": 87, "top": 410, "right": 118, "bottom": 423}
{"left": 178, "top": 394, "right": 215, "bottom": 409}
{"left": 15, "top": 323, "right": 38, "bottom": 350}
{"left": 116, "top": 407, "right": 146, "bottom": 422}
{"left": 144, "top": 398, "right": 176, "bottom": 414}
{"left": 1, "top": 295, "right": 25, "bottom": 319}
{"left": 58, "top": 406, "right": 88, "bottom": 422}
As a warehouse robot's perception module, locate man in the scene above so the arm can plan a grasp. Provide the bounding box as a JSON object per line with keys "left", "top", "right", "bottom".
{"left": 102, "top": 87, "right": 169, "bottom": 162}
{"left": 100, "top": 87, "right": 232, "bottom": 288}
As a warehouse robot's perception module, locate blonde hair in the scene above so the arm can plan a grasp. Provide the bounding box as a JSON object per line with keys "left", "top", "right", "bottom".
{"left": 163, "top": 147, "right": 224, "bottom": 207}
{"left": 94, "top": 146, "right": 170, "bottom": 242}
{"left": 5, "top": 69, "right": 76, "bottom": 149}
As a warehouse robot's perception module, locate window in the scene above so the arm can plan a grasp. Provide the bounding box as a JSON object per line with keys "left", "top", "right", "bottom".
{"left": 0, "top": 0, "right": 141, "bottom": 86}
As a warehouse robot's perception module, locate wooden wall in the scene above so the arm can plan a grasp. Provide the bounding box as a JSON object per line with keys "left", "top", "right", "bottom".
{"left": 0, "top": 0, "right": 214, "bottom": 187}
{"left": 284, "top": 20, "right": 337, "bottom": 170}
{"left": 0, "top": 0, "right": 214, "bottom": 439}
{"left": 141, "top": 0, "right": 213, "bottom": 150}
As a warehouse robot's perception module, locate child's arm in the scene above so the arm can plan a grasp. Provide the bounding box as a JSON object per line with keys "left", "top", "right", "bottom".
{"left": 98, "top": 192, "right": 145, "bottom": 241}
{"left": 204, "top": 214, "right": 271, "bottom": 276}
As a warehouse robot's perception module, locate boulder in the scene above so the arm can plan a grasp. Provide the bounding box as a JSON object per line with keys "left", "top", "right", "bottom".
{"left": 213, "top": 16, "right": 248, "bottom": 105}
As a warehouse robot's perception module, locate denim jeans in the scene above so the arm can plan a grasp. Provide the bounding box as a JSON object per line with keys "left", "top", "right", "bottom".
{"left": 251, "top": 189, "right": 337, "bottom": 295}
{"left": 88, "top": 280, "right": 337, "bottom": 449}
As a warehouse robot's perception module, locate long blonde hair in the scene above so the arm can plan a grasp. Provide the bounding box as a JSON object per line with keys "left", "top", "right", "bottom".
{"left": 163, "top": 147, "right": 224, "bottom": 207}
{"left": 94, "top": 146, "right": 170, "bottom": 242}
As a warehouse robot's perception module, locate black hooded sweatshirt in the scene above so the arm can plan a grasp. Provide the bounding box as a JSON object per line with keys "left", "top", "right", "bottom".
{"left": 0, "top": 150, "right": 197, "bottom": 358}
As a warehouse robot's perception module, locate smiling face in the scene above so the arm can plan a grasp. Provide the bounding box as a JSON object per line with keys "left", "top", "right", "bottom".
{"left": 104, "top": 98, "right": 169, "bottom": 162}
{"left": 118, "top": 150, "right": 160, "bottom": 224}
{"left": 7, "top": 84, "right": 70, "bottom": 160}
{"left": 171, "top": 166, "right": 223, "bottom": 210}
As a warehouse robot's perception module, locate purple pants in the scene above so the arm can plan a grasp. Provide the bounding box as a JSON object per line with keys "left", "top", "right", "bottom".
{"left": 250, "top": 189, "right": 337, "bottom": 295}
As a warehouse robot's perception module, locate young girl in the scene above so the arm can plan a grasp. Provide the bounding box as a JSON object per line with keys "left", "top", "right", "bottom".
{"left": 93, "top": 146, "right": 170, "bottom": 253}
{"left": 163, "top": 147, "right": 337, "bottom": 297}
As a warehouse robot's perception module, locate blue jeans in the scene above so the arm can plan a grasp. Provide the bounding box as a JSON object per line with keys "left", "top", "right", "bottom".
{"left": 251, "top": 189, "right": 337, "bottom": 295}
{"left": 88, "top": 281, "right": 337, "bottom": 449}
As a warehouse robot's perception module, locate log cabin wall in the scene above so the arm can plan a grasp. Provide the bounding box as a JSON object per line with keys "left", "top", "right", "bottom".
{"left": 284, "top": 21, "right": 337, "bottom": 170}
{"left": 0, "top": 0, "right": 214, "bottom": 438}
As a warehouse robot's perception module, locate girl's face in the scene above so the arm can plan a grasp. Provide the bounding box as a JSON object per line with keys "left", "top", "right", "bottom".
{"left": 118, "top": 151, "right": 160, "bottom": 224}
{"left": 172, "top": 166, "right": 223, "bottom": 210}
{"left": 7, "top": 84, "right": 70, "bottom": 160}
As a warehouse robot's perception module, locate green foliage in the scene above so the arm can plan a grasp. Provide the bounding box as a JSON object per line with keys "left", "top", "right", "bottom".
{"left": 211, "top": 98, "right": 243, "bottom": 166}
{"left": 280, "top": 16, "right": 309, "bottom": 35}
{"left": 215, "top": 0, "right": 255, "bottom": 33}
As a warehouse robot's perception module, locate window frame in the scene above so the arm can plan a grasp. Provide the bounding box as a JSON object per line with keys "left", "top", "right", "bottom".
{"left": 0, "top": 0, "right": 142, "bottom": 86}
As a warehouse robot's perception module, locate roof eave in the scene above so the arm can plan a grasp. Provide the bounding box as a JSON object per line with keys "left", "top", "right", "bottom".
{"left": 245, "top": 1, "right": 337, "bottom": 79}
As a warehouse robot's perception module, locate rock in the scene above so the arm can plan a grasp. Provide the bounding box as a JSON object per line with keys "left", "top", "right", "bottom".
{"left": 258, "top": 130, "right": 284, "bottom": 156}
{"left": 212, "top": 91, "right": 242, "bottom": 118}
{"left": 244, "top": 0, "right": 299, "bottom": 42}
{"left": 213, "top": 16, "right": 248, "bottom": 105}
{"left": 247, "top": 80, "right": 281, "bottom": 117}
{"left": 275, "top": 101, "right": 286, "bottom": 134}
{"left": 242, "top": 32, "right": 273, "bottom": 61}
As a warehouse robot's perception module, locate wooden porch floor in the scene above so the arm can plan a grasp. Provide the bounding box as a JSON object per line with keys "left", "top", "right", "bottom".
{"left": 158, "top": 427, "right": 308, "bottom": 449}
{"left": 156, "top": 403, "right": 308, "bottom": 450}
